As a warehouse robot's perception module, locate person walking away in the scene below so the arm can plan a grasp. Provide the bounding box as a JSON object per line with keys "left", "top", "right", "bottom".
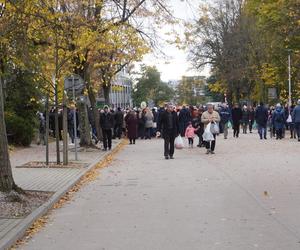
{"left": 192, "top": 109, "right": 202, "bottom": 147}
{"left": 152, "top": 108, "right": 158, "bottom": 137}
{"left": 196, "top": 107, "right": 205, "bottom": 147}
{"left": 67, "top": 108, "right": 75, "bottom": 143}
{"left": 144, "top": 107, "right": 154, "bottom": 139}
{"left": 241, "top": 106, "right": 250, "bottom": 134}
{"left": 185, "top": 121, "right": 198, "bottom": 148}
{"left": 100, "top": 105, "right": 114, "bottom": 151}
{"left": 248, "top": 106, "right": 255, "bottom": 133}
{"left": 219, "top": 103, "right": 231, "bottom": 139}
{"left": 137, "top": 109, "right": 146, "bottom": 139}
{"left": 272, "top": 103, "right": 285, "bottom": 139}
{"left": 114, "top": 107, "right": 124, "bottom": 139}
{"left": 270, "top": 107, "right": 276, "bottom": 137}
{"left": 231, "top": 103, "right": 242, "bottom": 138}
{"left": 288, "top": 105, "right": 296, "bottom": 139}
{"left": 49, "top": 107, "right": 56, "bottom": 137}
{"left": 58, "top": 109, "right": 63, "bottom": 141}
{"left": 201, "top": 104, "right": 221, "bottom": 154}
{"left": 255, "top": 102, "right": 268, "bottom": 140}
{"left": 125, "top": 110, "right": 138, "bottom": 144}
{"left": 178, "top": 106, "right": 191, "bottom": 137}
{"left": 157, "top": 104, "right": 179, "bottom": 160}
{"left": 37, "top": 112, "right": 46, "bottom": 145}
{"left": 292, "top": 99, "right": 300, "bottom": 142}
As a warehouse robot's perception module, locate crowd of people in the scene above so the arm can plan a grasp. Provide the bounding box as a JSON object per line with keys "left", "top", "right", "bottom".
{"left": 36, "top": 99, "right": 300, "bottom": 159}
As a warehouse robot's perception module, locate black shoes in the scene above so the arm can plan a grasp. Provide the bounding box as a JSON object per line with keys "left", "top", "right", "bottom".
{"left": 165, "top": 155, "right": 174, "bottom": 160}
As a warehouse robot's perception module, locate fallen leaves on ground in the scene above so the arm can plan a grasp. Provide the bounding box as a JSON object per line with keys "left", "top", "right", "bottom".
{"left": 0, "top": 191, "right": 52, "bottom": 218}
{"left": 10, "top": 140, "right": 127, "bottom": 249}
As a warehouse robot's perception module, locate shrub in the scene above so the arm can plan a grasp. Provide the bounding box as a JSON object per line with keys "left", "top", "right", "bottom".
{"left": 5, "top": 112, "right": 34, "bottom": 146}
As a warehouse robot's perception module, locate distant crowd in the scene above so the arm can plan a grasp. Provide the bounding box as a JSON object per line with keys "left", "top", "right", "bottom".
{"left": 36, "top": 99, "right": 300, "bottom": 157}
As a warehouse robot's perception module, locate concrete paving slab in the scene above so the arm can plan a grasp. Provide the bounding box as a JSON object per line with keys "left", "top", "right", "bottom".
{"left": 0, "top": 140, "right": 122, "bottom": 250}
{"left": 16, "top": 132, "right": 300, "bottom": 250}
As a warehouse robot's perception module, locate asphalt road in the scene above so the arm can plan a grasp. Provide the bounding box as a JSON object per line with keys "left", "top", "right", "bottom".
{"left": 19, "top": 132, "right": 300, "bottom": 250}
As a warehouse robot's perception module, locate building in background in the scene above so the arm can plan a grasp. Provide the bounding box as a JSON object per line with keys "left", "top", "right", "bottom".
{"left": 97, "top": 67, "right": 133, "bottom": 109}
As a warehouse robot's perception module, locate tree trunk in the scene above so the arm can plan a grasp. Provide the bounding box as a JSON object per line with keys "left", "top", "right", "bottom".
{"left": 0, "top": 74, "right": 16, "bottom": 192}
{"left": 78, "top": 99, "right": 93, "bottom": 147}
{"left": 103, "top": 85, "right": 110, "bottom": 105}
{"left": 87, "top": 86, "right": 102, "bottom": 141}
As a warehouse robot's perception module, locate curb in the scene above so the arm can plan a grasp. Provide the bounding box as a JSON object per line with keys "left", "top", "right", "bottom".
{"left": 0, "top": 140, "right": 124, "bottom": 250}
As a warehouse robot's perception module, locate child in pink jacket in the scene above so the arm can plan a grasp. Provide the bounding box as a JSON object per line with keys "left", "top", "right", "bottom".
{"left": 185, "top": 122, "right": 198, "bottom": 148}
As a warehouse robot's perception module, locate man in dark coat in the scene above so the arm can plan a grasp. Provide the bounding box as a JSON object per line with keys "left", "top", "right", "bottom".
{"left": 231, "top": 103, "right": 242, "bottom": 138}
{"left": 100, "top": 105, "right": 114, "bottom": 151}
{"left": 114, "top": 107, "right": 124, "bottom": 139}
{"left": 157, "top": 104, "right": 179, "bottom": 160}
{"left": 255, "top": 102, "right": 268, "bottom": 139}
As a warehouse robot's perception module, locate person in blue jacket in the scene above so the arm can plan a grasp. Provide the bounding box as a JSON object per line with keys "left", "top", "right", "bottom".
{"left": 219, "top": 103, "right": 231, "bottom": 139}
{"left": 272, "top": 103, "right": 285, "bottom": 140}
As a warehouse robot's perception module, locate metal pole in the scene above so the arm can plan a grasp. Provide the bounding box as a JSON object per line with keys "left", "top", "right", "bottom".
{"left": 45, "top": 94, "right": 49, "bottom": 166}
{"left": 288, "top": 53, "right": 292, "bottom": 108}
{"left": 72, "top": 76, "right": 78, "bottom": 161}
{"left": 62, "top": 92, "right": 68, "bottom": 165}
{"left": 54, "top": 74, "right": 60, "bottom": 164}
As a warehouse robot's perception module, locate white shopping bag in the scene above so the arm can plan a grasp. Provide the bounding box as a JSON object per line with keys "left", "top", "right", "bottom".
{"left": 286, "top": 114, "right": 292, "bottom": 123}
{"left": 175, "top": 135, "right": 184, "bottom": 149}
{"left": 202, "top": 123, "right": 215, "bottom": 142}
{"left": 210, "top": 122, "right": 220, "bottom": 134}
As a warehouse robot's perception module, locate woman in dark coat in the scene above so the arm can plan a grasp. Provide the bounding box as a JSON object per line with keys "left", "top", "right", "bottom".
{"left": 125, "top": 111, "right": 138, "bottom": 144}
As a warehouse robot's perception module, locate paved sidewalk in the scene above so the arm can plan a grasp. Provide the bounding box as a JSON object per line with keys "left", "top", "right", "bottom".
{"left": 16, "top": 132, "right": 300, "bottom": 250}
{"left": 0, "top": 139, "right": 123, "bottom": 250}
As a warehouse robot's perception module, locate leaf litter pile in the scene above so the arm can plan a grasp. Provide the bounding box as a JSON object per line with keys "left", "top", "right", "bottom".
{"left": 11, "top": 140, "right": 127, "bottom": 249}
{"left": 0, "top": 191, "right": 53, "bottom": 218}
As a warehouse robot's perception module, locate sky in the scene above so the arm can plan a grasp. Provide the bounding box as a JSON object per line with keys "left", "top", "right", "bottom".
{"left": 140, "top": 0, "right": 210, "bottom": 82}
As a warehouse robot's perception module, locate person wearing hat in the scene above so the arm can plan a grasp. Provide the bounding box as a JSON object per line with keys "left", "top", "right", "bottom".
{"left": 157, "top": 103, "right": 179, "bottom": 159}
{"left": 100, "top": 105, "right": 114, "bottom": 150}
{"left": 292, "top": 99, "right": 300, "bottom": 141}
{"left": 272, "top": 103, "right": 285, "bottom": 140}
